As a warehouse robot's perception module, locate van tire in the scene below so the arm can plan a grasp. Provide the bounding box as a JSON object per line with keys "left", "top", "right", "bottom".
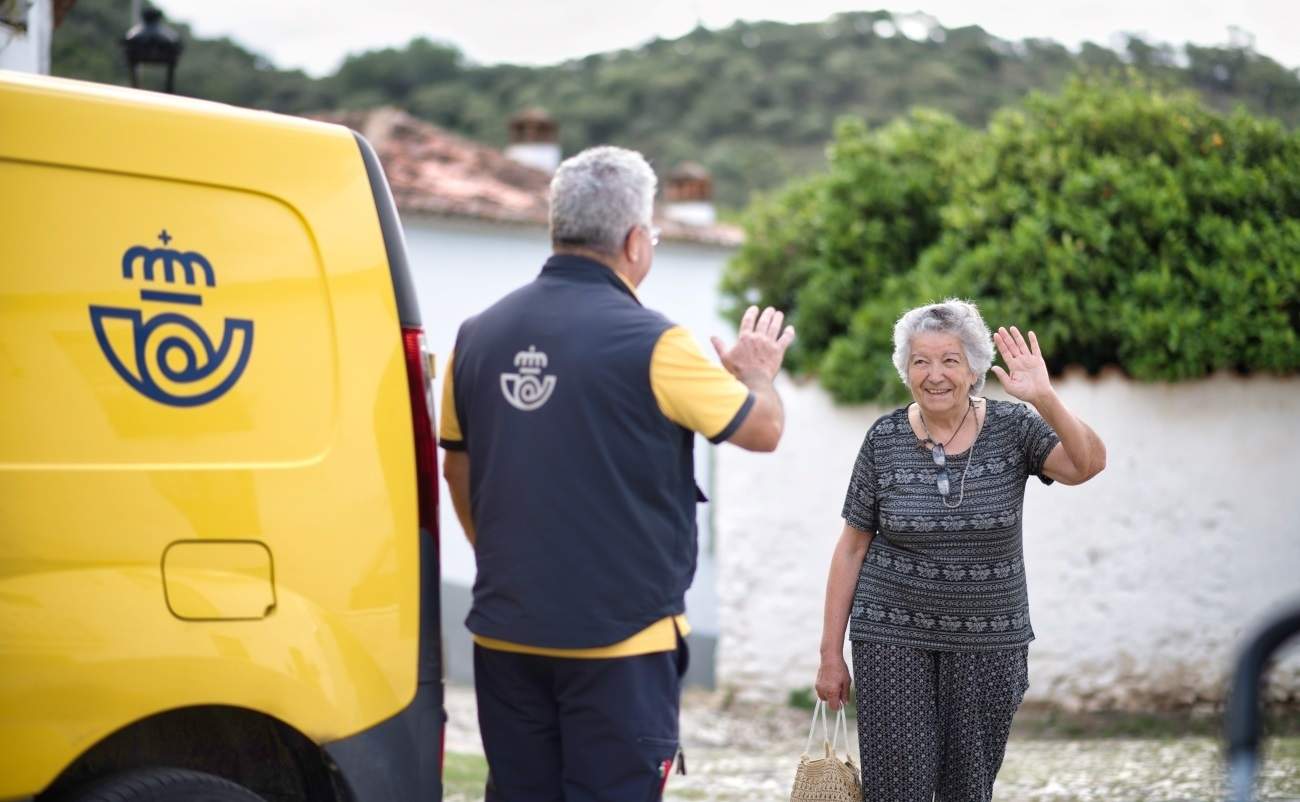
{"left": 63, "top": 767, "right": 267, "bottom": 802}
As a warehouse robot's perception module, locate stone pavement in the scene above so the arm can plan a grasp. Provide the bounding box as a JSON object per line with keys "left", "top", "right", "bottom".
{"left": 443, "top": 682, "right": 1300, "bottom": 802}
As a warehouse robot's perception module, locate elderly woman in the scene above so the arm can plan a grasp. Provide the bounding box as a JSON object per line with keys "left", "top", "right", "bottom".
{"left": 815, "top": 299, "right": 1106, "bottom": 802}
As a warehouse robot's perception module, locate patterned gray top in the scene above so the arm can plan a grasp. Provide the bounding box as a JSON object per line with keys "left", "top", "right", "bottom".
{"left": 842, "top": 399, "right": 1060, "bottom": 652}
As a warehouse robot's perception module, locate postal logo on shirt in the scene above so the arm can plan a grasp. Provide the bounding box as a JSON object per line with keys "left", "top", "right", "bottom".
{"left": 501, "top": 346, "right": 557, "bottom": 411}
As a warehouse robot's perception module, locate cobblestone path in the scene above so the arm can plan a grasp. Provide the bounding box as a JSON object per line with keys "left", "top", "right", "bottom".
{"left": 443, "top": 684, "right": 1300, "bottom": 802}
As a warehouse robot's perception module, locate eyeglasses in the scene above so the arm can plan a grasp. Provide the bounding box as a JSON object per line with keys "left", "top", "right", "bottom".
{"left": 928, "top": 442, "right": 951, "bottom": 498}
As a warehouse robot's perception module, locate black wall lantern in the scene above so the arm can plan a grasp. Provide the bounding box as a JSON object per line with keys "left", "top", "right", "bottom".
{"left": 123, "top": 6, "right": 183, "bottom": 93}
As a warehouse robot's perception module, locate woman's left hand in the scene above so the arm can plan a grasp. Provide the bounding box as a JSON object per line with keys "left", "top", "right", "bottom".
{"left": 991, "top": 326, "right": 1053, "bottom": 405}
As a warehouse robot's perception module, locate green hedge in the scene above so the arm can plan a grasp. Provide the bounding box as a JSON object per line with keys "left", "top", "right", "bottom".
{"left": 722, "top": 75, "right": 1300, "bottom": 403}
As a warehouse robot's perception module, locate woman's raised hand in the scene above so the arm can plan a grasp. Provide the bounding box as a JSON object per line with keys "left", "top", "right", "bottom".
{"left": 991, "top": 326, "right": 1053, "bottom": 405}
{"left": 815, "top": 655, "right": 852, "bottom": 711}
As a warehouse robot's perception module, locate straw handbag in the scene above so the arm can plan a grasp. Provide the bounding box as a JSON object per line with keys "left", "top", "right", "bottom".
{"left": 789, "top": 699, "right": 862, "bottom": 802}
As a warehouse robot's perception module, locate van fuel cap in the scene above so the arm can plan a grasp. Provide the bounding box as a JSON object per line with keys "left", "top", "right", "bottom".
{"left": 162, "top": 540, "right": 276, "bottom": 621}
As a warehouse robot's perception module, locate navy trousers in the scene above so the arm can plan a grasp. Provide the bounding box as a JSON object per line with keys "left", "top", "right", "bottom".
{"left": 474, "top": 635, "right": 689, "bottom": 802}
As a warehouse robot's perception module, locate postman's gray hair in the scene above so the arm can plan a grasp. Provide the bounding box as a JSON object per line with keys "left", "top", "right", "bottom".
{"left": 892, "top": 299, "right": 994, "bottom": 394}
{"left": 549, "top": 146, "right": 657, "bottom": 257}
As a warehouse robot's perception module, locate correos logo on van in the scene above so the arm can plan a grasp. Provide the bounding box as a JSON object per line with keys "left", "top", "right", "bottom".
{"left": 88, "top": 230, "right": 254, "bottom": 407}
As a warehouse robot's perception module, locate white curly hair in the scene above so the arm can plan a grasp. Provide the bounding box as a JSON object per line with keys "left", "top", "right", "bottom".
{"left": 892, "top": 298, "right": 995, "bottom": 394}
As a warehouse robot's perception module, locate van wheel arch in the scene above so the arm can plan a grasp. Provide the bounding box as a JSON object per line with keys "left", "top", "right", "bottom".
{"left": 39, "top": 706, "right": 348, "bottom": 802}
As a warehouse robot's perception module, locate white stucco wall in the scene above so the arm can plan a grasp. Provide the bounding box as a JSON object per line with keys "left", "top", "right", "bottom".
{"left": 715, "top": 370, "right": 1300, "bottom": 710}
{"left": 403, "top": 214, "right": 736, "bottom": 639}
{"left": 0, "top": 0, "right": 54, "bottom": 74}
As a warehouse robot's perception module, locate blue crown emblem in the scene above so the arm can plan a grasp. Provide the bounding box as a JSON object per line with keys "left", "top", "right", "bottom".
{"left": 89, "top": 230, "right": 254, "bottom": 407}
{"left": 122, "top": 243, "right": 215, "bottom": 288}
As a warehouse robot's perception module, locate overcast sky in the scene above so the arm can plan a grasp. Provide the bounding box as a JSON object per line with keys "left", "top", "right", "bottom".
{"left": 152, "top": 0, "right": 1300, "bottom": 76}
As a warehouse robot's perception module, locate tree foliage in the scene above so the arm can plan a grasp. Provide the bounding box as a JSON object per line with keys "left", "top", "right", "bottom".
{"left": 723, "top": 77, "right": 1300, "bottom": 403}
{"left": 51, "top": 1, "right": 1300, "bottom": 210}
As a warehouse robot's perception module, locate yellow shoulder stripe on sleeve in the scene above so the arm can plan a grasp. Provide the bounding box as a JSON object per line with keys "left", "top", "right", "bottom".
{"left": 650, "top": 326, "right": 752, "bottom": 440}
{"left": 437, "top": 349, "right": 463, "bottom": 448}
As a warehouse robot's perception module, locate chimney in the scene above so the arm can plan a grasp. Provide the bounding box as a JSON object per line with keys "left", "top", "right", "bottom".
{"left": 505, "top": 107, "right": 561, "bottom": 173}
{"left": 663, "top": 162, "right": 716, "bottom": 227}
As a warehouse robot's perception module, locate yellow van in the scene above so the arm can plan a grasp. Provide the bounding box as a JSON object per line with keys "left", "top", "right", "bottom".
{"left": 0, "top": 71, "right": 444, "bottom": 801}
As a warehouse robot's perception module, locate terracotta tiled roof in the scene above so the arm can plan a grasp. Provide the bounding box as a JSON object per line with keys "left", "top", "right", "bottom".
{"left": 669, "top": 161, "right": 713, "bottom": 182}
{"left": 654, "top": 216, "right": 742, "bottom": 247}
{"left": 315, "top": 107, "right": 552, "bottom": 224}
{"left": 310, "top": 108, "right": 743, "bottom": 248}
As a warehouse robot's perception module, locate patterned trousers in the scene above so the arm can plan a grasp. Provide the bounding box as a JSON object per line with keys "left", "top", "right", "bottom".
{"left": 851, "top": 641, "right": 1029, "bottom": 802}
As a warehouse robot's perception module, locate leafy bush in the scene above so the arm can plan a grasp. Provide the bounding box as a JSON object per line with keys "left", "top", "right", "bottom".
{"left": 722, "top": 110, "right": 972, "bottom": 378}
{"left": 723, "top": 76, "right": 1300, "bottom": 403}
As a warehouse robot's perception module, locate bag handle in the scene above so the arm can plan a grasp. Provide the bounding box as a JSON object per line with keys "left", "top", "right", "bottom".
{"left": 804, "top": 699, "right": 854, "bottom": 759}
{"left": 803, "top": 698, "right": 832, "bottom": 756}
{"left": 834, "top": 705, "right": 856, "bottom": 766}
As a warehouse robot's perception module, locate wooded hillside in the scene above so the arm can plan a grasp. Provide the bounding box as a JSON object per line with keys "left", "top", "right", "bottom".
{"left": 54, "top": 1, "right": 1300, "bottom": 208}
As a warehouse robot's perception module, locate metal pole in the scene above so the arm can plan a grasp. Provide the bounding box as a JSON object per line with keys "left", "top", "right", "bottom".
{"left": 126, "top": 0, "right": 142, "bottom": 87}
{"left": 1224, "top": 602, "right": 1300, "bottom": 802}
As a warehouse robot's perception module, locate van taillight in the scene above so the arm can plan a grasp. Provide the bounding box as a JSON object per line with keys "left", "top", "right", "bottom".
{"left": 401, "top": 327, "right": 438, "bottom": 536}
{"left": 401, "top": 326, "right": 446, "bottom": 775}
